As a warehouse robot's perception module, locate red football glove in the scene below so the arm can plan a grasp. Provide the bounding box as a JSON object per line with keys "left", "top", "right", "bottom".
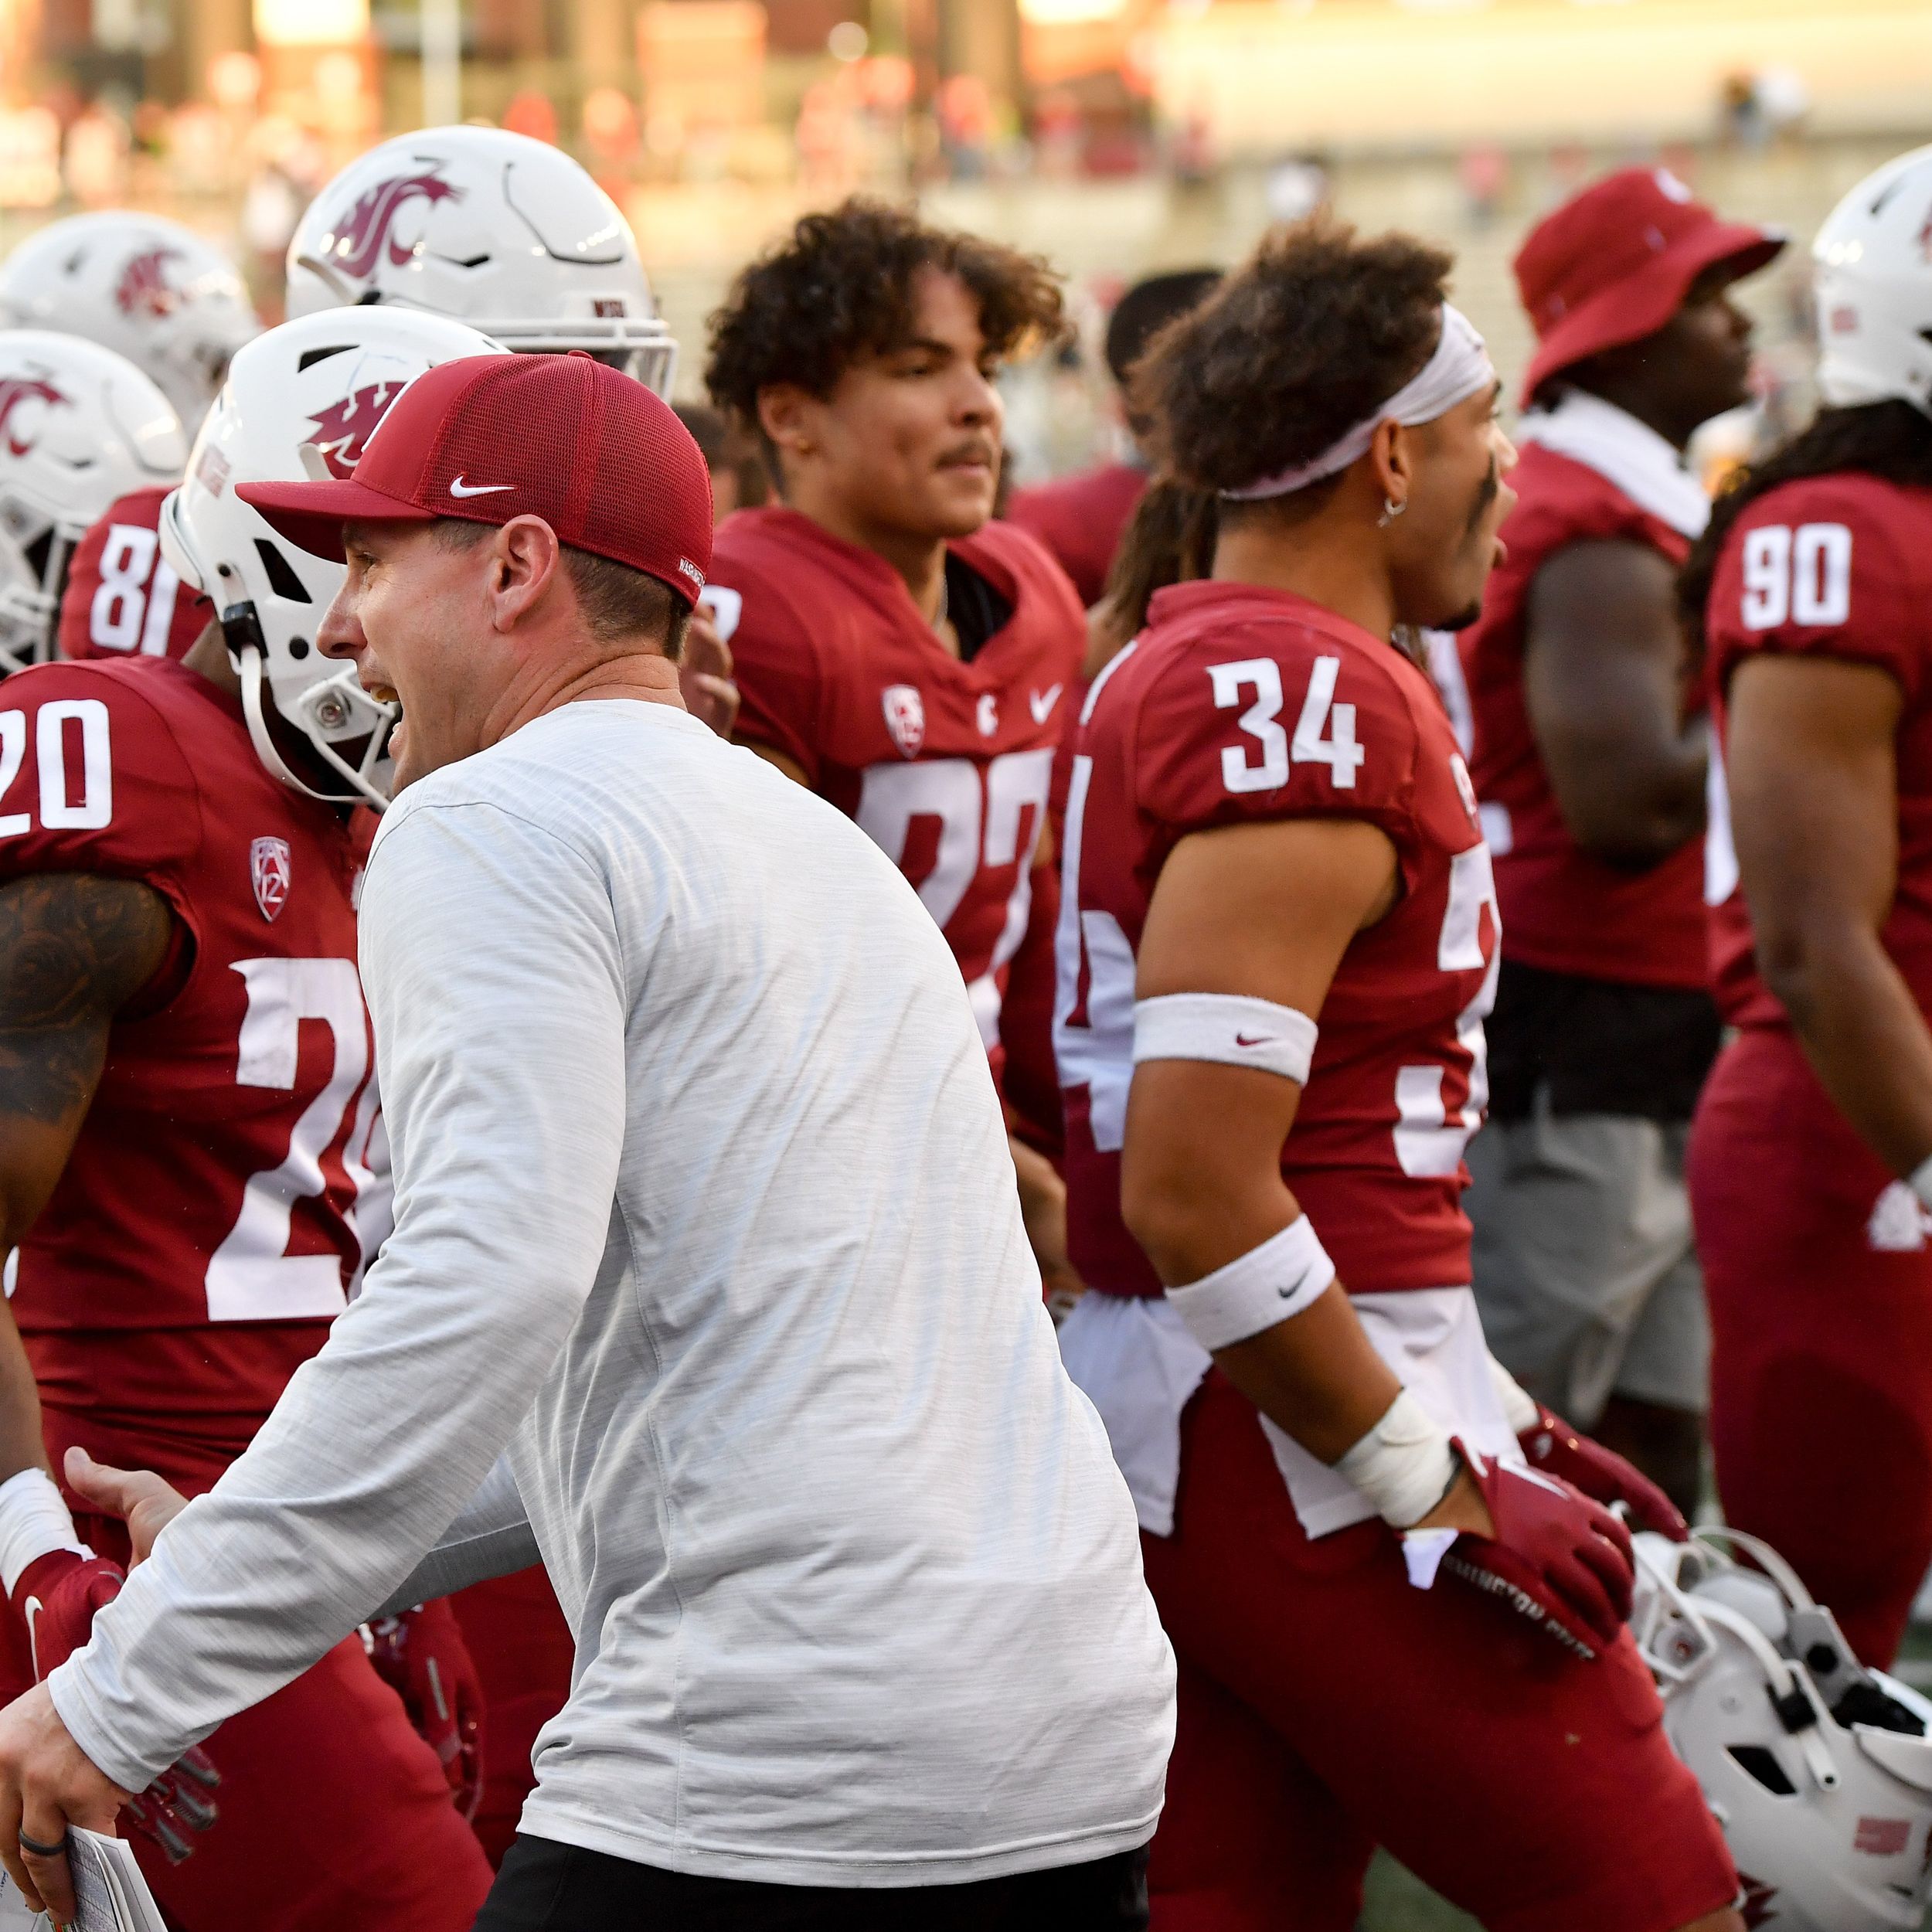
{"left": 9, "top": 1549, "right": 222, "bottom": 1864}
{"left": 366, "top": 1599, "right": 485, "bottom": 1821}
{"left": 1437, "top": 1440, "right": 1634, "bottom": 1659}
{"left": 1518, "top": 1404, "right": 1689, "bottom": 1541}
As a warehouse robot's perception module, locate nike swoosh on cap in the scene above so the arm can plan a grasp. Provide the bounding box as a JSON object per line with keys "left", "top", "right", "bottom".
{"left": 449, "top": 476, "right": 513, "bottom": 498}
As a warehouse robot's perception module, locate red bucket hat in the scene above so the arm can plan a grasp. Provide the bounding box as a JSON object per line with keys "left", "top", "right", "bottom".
{"left": 1515, "top": 166, "right": 1785, "bottom": 406}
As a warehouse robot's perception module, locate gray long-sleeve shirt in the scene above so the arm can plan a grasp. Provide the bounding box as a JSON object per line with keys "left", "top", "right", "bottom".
{"left": 51, "top": 698, "right": 1173, "bottom": 1883}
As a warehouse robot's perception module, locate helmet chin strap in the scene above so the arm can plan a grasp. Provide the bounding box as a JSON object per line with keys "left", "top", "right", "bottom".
{"left": 235, "top": 641, "right": 389, "bottom": 809}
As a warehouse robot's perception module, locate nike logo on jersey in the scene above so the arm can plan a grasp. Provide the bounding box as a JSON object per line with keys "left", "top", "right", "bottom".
{"left": 448, "top": 476, "right": 513, "bottom": 498}
{"left": 1029, "top": 684, "right": 1063, "bottom": 725}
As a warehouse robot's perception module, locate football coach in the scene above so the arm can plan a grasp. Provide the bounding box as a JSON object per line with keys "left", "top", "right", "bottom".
{"left": 0, "top": 354, "right": 1174, "bottom": 1929}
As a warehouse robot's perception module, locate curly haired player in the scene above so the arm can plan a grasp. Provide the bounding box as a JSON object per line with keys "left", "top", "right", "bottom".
{"left": 706, "top": 199, "right": 1087, "bottom": 1304}
{"left": 1056, "top": 219, "right": 1740, "bottom": 1932}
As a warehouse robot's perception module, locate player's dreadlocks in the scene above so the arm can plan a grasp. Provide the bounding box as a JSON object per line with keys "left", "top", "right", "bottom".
{"left": 705, "top": 197, "right": 1065, "bottom": 471}
{"left": 1679, "top": 400, "right": 1932, "bottom": 634}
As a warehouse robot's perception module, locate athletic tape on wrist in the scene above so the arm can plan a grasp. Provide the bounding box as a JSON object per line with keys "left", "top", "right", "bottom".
{"left": 1909, "top": 1151, "right": 1932, "bottom": 1216}
{"left": 1165, "top": 1213, "right": 1337, "bottom": 1352}
{"left": 1335, "top": 1388, "right": 1458, "bottom": 1529}
{"left": 1486, "top": 1354, "right": 1542, "bottom": 1437}
{"left": 0, "top": 1468, "right": 89, "bottom": 1597}
{"left": 1132, "top": 994, "right": 1318, "bottom": 1085}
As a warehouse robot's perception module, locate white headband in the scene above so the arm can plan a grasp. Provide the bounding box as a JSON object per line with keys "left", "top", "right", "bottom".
{"left": 1220, "top": 304, "right": 1496, "bottom": 502}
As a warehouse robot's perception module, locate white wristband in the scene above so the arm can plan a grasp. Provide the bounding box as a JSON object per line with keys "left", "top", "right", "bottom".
{"left": 1335, "top": 1387, "right": 1458, "bottom": 1529}
{"left": 1133, "top": 993, "right": 1318, "bottom": 1085}
{"left": 1487, "top": 1354, "right": 1542, "bottom": 1436}
{"left": 0, "top": 1468, "right": 89, "bottom": 1597}
{"left": 1165, "top": 1214, "right": 1336, "bottom": 1352}
{"left": 1909, "top": 1153, "right": 1932, "bottom": 1215}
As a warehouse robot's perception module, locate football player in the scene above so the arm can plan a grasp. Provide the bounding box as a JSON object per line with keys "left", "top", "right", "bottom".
{"left": 0, "top": 308, "right": 509, "bottom": 1928}
{"left": 1457, "top": 171, "right": 1784, "bottom": 1518}
{"left": 703, "top": 199, "right": 1084, "bottom": 1303}
{"left": 0, "top": 332, "right": 188, "bottom": 675}
{"left": 0, "top": 213, "right": 259, "bottom": 672}
{"left": 0, "top": 212, "right": 261, "bottom": 434}
{"left": 1683, "top": 146, "right": 1932, "bottom": 1668}
{"left": 1007, "top": 267, "right": 1221, "bottom": 608}
{"left": 1054, "top": 221, "right": 1740, "bottom": 1930}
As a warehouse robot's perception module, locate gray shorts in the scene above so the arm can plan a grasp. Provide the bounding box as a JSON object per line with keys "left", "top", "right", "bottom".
{"left": 1464, "top": 1103, "right": 1709, "bottom": 1426}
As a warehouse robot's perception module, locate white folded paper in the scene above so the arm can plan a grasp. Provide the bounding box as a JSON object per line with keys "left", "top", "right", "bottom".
{"left": 0, "top": 1828, "right": 167, "bottom": 1932}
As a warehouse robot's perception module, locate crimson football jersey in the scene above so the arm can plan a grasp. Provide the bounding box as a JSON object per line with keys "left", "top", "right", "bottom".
{"left": 1006, "top": 461, "right": 1147, "bottom": 608}
{"left": 1706, "top": 472, "right": 1932, "bottom": 1032}
{"left": 0, "top": 657, "right": 379, "bottom": 1489}
{"left": 709, "top": 507, "right": 1083, "bottom": 1049}
{"left": 1058, "top": 580, "right": 1498, "bottom": 1297}
{"left": 1459, "top": 442, "right": 1706, "bottom": 988}
{"left": 56, "top": 487, "right": 212, "bottom": 665}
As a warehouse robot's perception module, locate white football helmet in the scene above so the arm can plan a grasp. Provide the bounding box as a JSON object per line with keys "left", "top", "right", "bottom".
{"left": 285, "top": 126, "right": 675, "bottom": 398}
{"left": 1814, "top": 145, "right": 1932, "bottom": 414}
{"left": 1633, "top": 1528, "right": 1932, "bottom": 1930}
{"left": 0, "top": 331, "right": 185, "bottom": 675}
{"left": 158, "top": 307, "right": 509, "bottom": 807}
{"left": 0, "top": 213, "right": 261, "bottom": 434}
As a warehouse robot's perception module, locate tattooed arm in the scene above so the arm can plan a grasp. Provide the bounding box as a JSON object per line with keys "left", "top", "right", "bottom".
{"left": 0, "top": 874, "right": 172, "bottom": 1481}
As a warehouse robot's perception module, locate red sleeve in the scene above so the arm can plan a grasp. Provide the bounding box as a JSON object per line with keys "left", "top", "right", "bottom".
{"left": 1134, "top": 626, "right": 1421, "bottom": 858}
{"left": 58, "top": 495, "right": 212, "bottom": 665}
{"left": 702, "top": 547, "right": 828, "bottom": 785}
{"left": 1708, "top": 478, "right": 1929, "bottom": 704}
{"left": 0, "top": 663, "right": 202, "bottom": 890}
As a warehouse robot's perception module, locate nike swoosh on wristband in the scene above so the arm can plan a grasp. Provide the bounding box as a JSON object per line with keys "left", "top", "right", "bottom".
{"left": 1233, "top": 1032, "right": 1278, "bottom": 1048}
{"left": 449, "top": 476, "right": 513, "bottom": 498}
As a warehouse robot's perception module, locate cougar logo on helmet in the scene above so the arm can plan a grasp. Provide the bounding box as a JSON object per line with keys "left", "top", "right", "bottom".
{"left": 0, "top": 377, "right": 68, "bottom": 457}
{"left": 115, "top": 247, "right": 185, "bottom": 318}
{"left": 306, "top": 381, "right": 407, "bottom": 479}
{"left": 321, "top": 170, "right": 462, "bottom": 283}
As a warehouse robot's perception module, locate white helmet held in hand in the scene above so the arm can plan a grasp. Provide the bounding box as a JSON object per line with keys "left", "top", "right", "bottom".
{"left": 1633, "top": 1527, "right": 1932, "bottom": 1930}
{"left": 159, "top": 307, "right": 509, "bottom": 806}
{"left": 0, "top": 331, "right": 185, "bottom": 675}
{"left": 0, "top": 213, "right": 261, "bottom": 434}
{"left": 285, "top": 126, "right": 676, "bottom": 398}
{"left": 1813, "top": 144, "right": 1932, "bottom": 414}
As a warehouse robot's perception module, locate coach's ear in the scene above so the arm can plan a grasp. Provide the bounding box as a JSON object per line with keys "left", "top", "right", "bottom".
{"left": 63, "top": 1447, "right": 186, "bottom": 1568}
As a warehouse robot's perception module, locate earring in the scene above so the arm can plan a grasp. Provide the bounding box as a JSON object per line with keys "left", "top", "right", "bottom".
{"left": 1376, "top": 497, "right": 1406, "bottom": 528}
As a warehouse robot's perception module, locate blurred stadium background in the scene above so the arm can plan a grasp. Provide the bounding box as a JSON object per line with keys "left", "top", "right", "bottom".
{"left": 1, "top": 0, "right": 1924, "bottom": 483}
{"left": 4, "top": 0, "right": 1926, "bottom": 1923}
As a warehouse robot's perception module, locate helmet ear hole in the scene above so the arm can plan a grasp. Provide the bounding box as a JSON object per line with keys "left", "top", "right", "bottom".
{"left": 1727, "top": 1743, "right": 1798, "bottom": 1797}
{"left": 253, "top": 538, "right": 313, "bottom": 604}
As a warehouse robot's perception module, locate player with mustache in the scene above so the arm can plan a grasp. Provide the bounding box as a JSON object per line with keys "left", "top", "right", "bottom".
{"left": 704, "top": 200, "right": 1087, "bottom": 1305}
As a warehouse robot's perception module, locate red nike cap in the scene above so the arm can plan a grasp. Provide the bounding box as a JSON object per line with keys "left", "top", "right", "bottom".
{"left": 239, "top": 352, "right": 713, "bottom": 607}
{"left": 1515, "top": 166, "right": 1785, "bottom": 406}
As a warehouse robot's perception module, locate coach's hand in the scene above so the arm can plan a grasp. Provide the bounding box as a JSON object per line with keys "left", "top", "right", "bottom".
{"left": 0, "top": 1679, "right": 131, "bottom": 1925}
{"left": 1517, "top": 1405, "right": 1689, "bottom": 1541}
{"left": 63, "top": 1448, "right": 188, "bottom": 1566}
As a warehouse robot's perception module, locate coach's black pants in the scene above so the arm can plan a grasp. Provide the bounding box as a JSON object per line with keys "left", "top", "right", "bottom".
{"left": 471, "top": 1835, "right": 1151, "bottom": 1930}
